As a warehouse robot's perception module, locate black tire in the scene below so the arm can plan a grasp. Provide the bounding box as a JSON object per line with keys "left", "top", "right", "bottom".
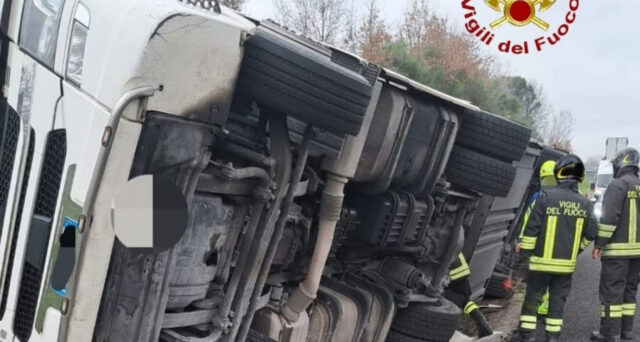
{"left": 446, "top": 146, "right": 517, "bottom": 197}
{"left": 390, "top": 297, "right": 461, "bottom": 342}
{"left": 493, "top": 262, "right": 513, "bottom": 276}
{"left": 456, "top": 110, "right": 532, "bottom": 162}
{"left": 236, "top": 27, "right": 374, "bottom": 136}
{"left": 484, "top": 272, "right": 514, "bottom": 299}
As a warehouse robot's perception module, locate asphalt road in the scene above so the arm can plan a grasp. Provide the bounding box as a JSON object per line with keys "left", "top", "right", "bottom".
{"left": 541, "top": 246, "right": 640, "bottom": 342}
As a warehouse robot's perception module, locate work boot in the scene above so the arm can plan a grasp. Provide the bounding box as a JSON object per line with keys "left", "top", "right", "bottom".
{"left": 591, "top": 332, "right": 620, "bottom": 342}
{"left": 511, "top": 330, "right": 535, "bottom": 342}
{"left": 469, "top": 309, "right": 494, "bottom": 337}
{"left": 620, "top": 331, "right": 633, "bottom": 340}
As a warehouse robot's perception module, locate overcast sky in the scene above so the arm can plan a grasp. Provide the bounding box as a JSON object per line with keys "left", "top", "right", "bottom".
{"left": 244, "top": 1, "right": 640, "bottom": 160}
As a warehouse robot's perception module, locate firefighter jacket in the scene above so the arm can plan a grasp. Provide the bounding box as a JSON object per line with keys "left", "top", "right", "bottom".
{"left": 520, "top": 190, "right": 542, "bottom": 239}
{"left": 595, "top": 169, "right": 640, "bottom": 258}
{"left": 520, "top": 182, "right": 598, "bottom": 274}
{"left": 450, "top": 253, "right": 471, "bottom": 281}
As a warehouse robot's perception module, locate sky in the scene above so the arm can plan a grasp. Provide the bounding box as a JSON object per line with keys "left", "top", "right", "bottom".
{"left": 243, "top": 0, "right": 640, "bottom": 160}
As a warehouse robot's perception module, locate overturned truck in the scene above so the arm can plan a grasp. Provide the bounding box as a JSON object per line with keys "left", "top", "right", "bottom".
{"left": 0, "top": 1, "right": 533, "bottom": 342}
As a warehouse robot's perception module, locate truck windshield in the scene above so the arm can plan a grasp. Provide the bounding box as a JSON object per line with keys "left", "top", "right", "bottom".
{"left": 596, "top": 174, "right": 613, "bottom": 188}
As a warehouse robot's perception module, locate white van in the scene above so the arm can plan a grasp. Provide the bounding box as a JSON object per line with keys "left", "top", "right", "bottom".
{"left": 595, "top": 160, "right": 614, "bottom": 197}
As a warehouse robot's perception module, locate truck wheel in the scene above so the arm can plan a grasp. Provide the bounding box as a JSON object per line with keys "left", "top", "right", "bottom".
{"left": 456, "top": 110, "right": 531, "bottom": 162}
{"left": 390, "top": 297, "right": 461, "bottom": 342}
{"left": 484, "top": 272, "right": 514, "bottom": 299}
{"left": 236, "top": 27, "right": 374, "bottom": 136}
{"left": 446, "top": 146, "right": 517, "bottom": 197}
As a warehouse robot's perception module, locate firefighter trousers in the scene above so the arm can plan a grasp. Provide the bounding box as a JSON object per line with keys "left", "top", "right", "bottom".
{"left": 599, "top": 258, "right": 640, "bottom": 337}
{"left": 444, "top": 278, "right": 493, "bottom": 337}
{"left": 519, "top": 272, "right": 573, "bottom": 336}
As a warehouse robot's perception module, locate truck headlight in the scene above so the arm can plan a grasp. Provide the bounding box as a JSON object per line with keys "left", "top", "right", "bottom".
{"left": 66, "top": 4, "right": 90, "bottom": 86}
{"left": 66, "top": 21, "right": 88, "bottom": 85}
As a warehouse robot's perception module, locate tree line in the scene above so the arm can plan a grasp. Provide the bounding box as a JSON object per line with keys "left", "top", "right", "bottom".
{"left": 222, "top": 0, "right": 575, "bottom": 151}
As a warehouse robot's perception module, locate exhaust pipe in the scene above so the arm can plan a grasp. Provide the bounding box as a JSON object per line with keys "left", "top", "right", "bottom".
{"left": 280, "top": 81, "right": 382, "bottom": 323}
{"left": 281, "top": 173, "right": 347, "bottom": 322}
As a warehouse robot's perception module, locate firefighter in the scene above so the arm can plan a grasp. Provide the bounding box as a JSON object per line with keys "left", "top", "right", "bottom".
{"left": 516, "top": 160, "right": 557, "bottom": 319}
{"left": 519, "top": 160, "right": 558, "bottom": 242}
{"left": 591, "top": 148, "right": 640, "bottom": 342}
{"left": 446, "top": 253, "right": 494, "bottom": 338}
{"left": 513, "top": 155, "right": 598, "bottom": 342}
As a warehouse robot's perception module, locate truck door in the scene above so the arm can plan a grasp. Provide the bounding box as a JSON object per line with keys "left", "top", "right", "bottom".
{"left": 0, "top": 0, "right": 67, "bottom": 341}
{"left": 31, "top": 4, "right": 113, "bottom": 341}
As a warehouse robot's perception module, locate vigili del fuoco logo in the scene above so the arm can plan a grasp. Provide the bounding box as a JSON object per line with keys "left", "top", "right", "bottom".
{"left": 462, "top": 0, "right": 580, "bottom": 54}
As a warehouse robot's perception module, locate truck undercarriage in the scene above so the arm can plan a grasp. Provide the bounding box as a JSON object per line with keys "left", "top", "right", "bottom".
{"left": 88, "top": 22, "right": 533, "bottom": 342}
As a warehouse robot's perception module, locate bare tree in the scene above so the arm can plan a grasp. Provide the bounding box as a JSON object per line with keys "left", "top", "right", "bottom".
{"left": 358, "top": 0, "right": 391, "bottom": 65}
{"left": 342, "top": 0, "right": 359, "bottom": 53}
{"left": 220, "top": 0, "right": 245, "bottom": 11}
{"left": 400, "top": 0, "right": 431, "bottom": 51}
{"left": 544, "top": 110, "right": 575, "bottom": 152}
{"left": 510, "top": 77, "right": 551, "bottom": 135}
{"left": 274, "top": 0, "right": 347, "bottom": 44}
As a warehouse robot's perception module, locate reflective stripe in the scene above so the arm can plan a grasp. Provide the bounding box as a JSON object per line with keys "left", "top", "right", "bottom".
{"left": 529, "top": 256, "right": 576, "bottom": 273}
{"left": 450, "top": 254, "right": 471, "bottom": 280}
{"left": 580, "top": 237, "right": 592, "bottom": 250}
{"left": 602, "top": 242, "right": 640, "bottom": 257}
{"left": 546, "top": 325, "right": 562, "bottom": 333}
{"left": 520, "top": 200, "right": 536, "bottom": 238}
{"left": 599, "top": 224, "right": 617, "bottom": 232}
{"left": 598, "top": 230, "right": 614, "bottom": 238}
{"left": 610, "top": 305, "right": 623, "bottom": 318}
{"left": 600, "top": 305, "right": 625, "bottom": 318}
{"left": 623, "top": 303, "right": 636, "bottom": 316}
{"left": 545, "top": 318, "right": 563, "bottom": 333}
{"left": 464, "top": 301, "right": 479, "bottom": 315}
{"left": 450, "top": 268, "right": 471, "bottom": 280}
{"left": 546, "top": 318, "right": 562, "bottom": 325}
{"left": 529, "top": 264, "right": 574, "bottom": 273}
{"left": 604, "top": 243, "right": 640, "bottom": 249}
{"left": 520, "top": 315, "right": 537, "bottom": 331}
{"left": 544, "top": 318, "right": 562, "bottom": 332}
{"left": 544, "top": 216, "right": 558, "bottom": 259}
{"left": 598, "top": 223, "right": 616, "bottom": 238}
{"left": 572, "top": 218, "right": 584, "bottom": 260}
{"left": 630, "top": 199, "right": 637, "bottom": 244}
{"left": 529, "top": 257, "right": 576, "bottom": 267}
{"left": 521, "top": 236, "right": 537, "bottom": 250}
